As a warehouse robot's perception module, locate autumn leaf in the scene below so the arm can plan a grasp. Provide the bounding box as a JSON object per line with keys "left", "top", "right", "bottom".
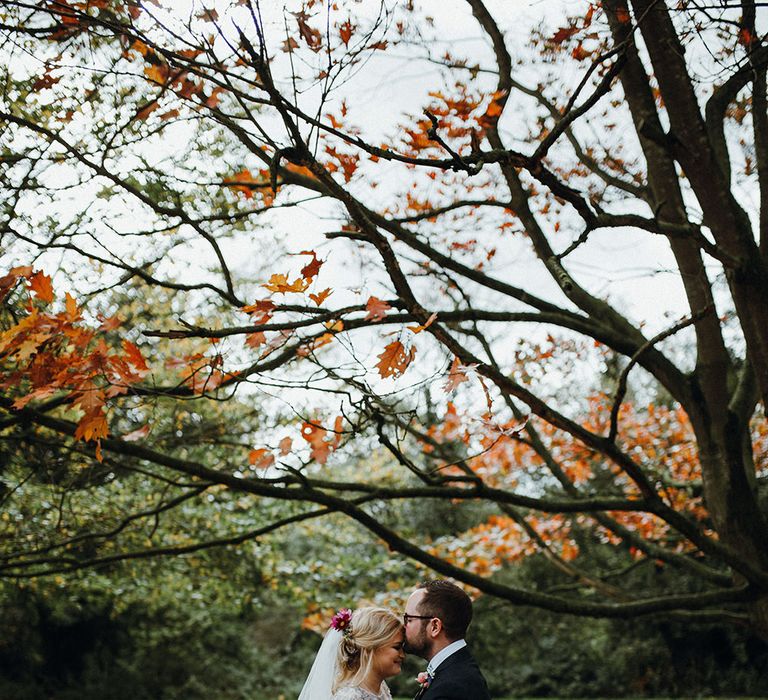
{"left": 408, "top": 312, "right": 437, "bottom": 334}
{"left": 301, "top": 421, "right": 331, "bottom": 463}
{"left": 64, "top": 292, "right": 79, "bottom": 320}
{"left": 32, "top": 72, "right": 61, "bottom": 91}
{"left": 375, "top": 340, "right": 416, "bottom": 378}
{"left": 245, "top": 331, "right": 267, "bottom": 348}
{"left": 206, "top": 86, "right": 225, "bottom": 108}
{"left": 28, "top": 271, "right": 54, "bottom": 304}
{"left": 135, "top": 101, "right": 160, "bottom": 121}
{"left": 295, "top": 13, "right": 322, "bottom": 51}
{"left": 309, "top": 288, "right": 332, "bottom": 306}
{"left": 159, "top": 108, "right": 181, "bottom": 121}
{"left": 224, "top": 168, "right": 258, "bottom": 199}
{"left": 339, "top": 20, "right": 354, "bottom": 46}
{"left": 0, "top": 273, "right": 17, "bottom": 304}
{"left": 444, "top": 356, "right": 470, "bottom": 393}
{"left": 242, "top": 299, "right": 276, "bottom": 322}
{"left": 74, "top": 412, "right": 109, "bottom": 443}
{"left": 551, "top": 26, "right": 579, "bottom": 43}
{"left": 98, "top": 315, "right": 122, "bottom": 331}
{"left": 282, "top": 37, "right": 300, "bottom": 52}
{"left": 248, "top": 447, "right": 275, "bottom": 469}
{"left": 144, "top": 63, "right": 170, "bottom": 84}
{"left": 364, "top": 296, "right": 391, "bottom": 322}
{"left": 278, "top": 436, "right": 292, "bottom": 455}
{"left": 262, "top": 273, "right": 310, "bottom": 294}
{"left": 123, "top": 340, "right": 149, "bottom": 374}
{"left": 299, "top": 250, "right": 324, "bottom": 280}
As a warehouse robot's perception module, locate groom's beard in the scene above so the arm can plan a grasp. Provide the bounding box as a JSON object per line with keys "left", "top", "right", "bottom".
{"left": 403, "top": 625, "right": 430, "bottom": 659}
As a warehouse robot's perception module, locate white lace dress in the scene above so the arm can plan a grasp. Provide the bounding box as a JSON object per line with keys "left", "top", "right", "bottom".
{"left": 331, "top": 683, "right": 393, "bottom": 700}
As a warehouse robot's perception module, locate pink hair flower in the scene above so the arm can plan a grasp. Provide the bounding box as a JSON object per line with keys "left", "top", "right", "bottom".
{"left": 330, "top": 608, "right": 353, "bottom": 636}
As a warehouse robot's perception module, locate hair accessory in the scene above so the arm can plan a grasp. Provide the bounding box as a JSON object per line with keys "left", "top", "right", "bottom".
{"left": 330, "top": 608, "right": 353, "bottom": 636}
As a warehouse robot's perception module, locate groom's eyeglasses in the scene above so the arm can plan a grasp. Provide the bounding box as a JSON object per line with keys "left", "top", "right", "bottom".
{"left": 403, "top": 613, "right": 434, "bottom": 625}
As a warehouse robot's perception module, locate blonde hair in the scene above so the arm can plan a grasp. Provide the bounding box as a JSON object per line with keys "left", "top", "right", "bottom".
{"left": 332, "top": 606, "right": 402, "bottom": 693}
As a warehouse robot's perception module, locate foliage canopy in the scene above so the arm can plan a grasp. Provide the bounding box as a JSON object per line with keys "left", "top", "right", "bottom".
{"left": 2, "top": 0, "right": 768, "bottom": 638}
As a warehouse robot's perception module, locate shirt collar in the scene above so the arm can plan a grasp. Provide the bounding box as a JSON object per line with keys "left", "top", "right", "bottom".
{"left": 426, "top": 639, "right": 467, "bottom": 675}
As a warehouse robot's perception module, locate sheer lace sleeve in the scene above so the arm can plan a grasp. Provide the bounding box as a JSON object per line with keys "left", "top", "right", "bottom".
{"left": 330, "top": 687, "right": 365, "bottom": 700}
{"left": 330, "top": 683, "right": 391, "bottom": 700}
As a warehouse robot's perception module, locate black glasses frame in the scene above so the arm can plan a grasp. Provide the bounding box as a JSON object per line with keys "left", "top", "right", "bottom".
{"left": 403, "top": 613, "right": 433, "bottom": 625}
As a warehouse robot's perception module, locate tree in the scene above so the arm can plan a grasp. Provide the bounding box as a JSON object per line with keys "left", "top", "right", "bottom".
{"left": 2, "top": 0, "right": 768, "bottom": 638}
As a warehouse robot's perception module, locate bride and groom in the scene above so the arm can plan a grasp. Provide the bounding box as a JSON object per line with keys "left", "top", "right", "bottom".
{"left": 298, "top": 579, "right": 491, "bottom": 700}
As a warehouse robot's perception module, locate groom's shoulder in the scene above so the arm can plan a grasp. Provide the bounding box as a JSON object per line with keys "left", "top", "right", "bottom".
{"left": 429, "top": 656, "right": 491, "bottom": 699}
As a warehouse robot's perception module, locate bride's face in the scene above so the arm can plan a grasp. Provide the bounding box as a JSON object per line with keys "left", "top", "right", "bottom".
{"left": 372, "top": 629, "right": 406, "bottom": 679}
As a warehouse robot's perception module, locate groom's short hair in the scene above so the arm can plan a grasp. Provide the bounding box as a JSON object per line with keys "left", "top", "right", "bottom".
{"left": 417, "top": 579, "right": 472, "bottom": 640}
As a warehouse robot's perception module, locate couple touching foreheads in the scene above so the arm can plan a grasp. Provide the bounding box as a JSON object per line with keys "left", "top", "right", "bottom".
{"left": 298, "top": 579, "right": 491, "bottom": 700}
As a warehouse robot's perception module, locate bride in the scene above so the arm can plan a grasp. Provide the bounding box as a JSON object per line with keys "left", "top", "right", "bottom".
{"left": 298, "top": 606, "right": 405, "bottom": 699}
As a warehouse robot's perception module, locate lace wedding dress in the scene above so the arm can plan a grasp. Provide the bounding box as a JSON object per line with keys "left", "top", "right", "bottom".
{"left": 332, "top": 683, "right": 393, "bottom": 700}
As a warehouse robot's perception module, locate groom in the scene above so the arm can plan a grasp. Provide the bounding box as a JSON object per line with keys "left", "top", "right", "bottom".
{"left": 403, "top": 579, "right": 491, "bottom": 700}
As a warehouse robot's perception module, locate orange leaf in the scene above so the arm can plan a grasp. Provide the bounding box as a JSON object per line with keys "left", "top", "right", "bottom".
{"left": 375, "top": 340, "right": 416, "bottom": 378}
{"left": 249, "top": 448, "right": 275, "bottom": 469}
{"left": 262, "top": 273, "right": 310, "bottom": 294}
{"left": 279, "top": 436, "right": 293, "bottom": 455}
{"left": 364, "top": 296, "right": 391, "bottom": 322}
{"left": 64, "top": 292, "right": 79, "bottom": 320}
{"left": 123, "top": 340, "right": 149, "bottom": 374}
{"left": 408, "top": 312, "right": 437, "bottom": 334}
{"left": 245, "top": 331, "right": 267, "bottom": 348}
{"left": 28, "top": 271, "right": 54, "bottom": 304}
{"left": 309, "top": 288, "right": 333, "bottom": 306}
{"left": 301, "top": 421, "right": 331, "bottom": 463}
{"left": 444, "top": 356, "right": 470, "bottom": 393}
{"left": 242, "top": 299, "right": 276, "bottom": 322}
{"left": 74, "top": 412, "right": 109, "bottom": 443}
{"left": 144, "top": 63, "right": 170, "bottom": 84}
{"left": 224, "top": 168, "right": 257, "bottom": 199}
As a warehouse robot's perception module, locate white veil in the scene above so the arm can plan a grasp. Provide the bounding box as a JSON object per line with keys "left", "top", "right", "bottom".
{"left": 297, "top": 627, "right": 342, "bottom": 700}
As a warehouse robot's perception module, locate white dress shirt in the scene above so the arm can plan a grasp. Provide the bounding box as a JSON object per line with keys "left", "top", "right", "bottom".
{"left": 426, "top": 639, "right": 467, "bottom": 676}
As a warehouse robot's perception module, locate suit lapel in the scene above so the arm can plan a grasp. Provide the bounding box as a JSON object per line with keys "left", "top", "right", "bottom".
{"left": 414, "top": 647, "right": 473, "bottom": 699}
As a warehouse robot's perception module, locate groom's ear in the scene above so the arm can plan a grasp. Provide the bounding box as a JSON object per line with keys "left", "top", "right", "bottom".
{"left": 428, "top": 617, "right": 443, "bottom": 638}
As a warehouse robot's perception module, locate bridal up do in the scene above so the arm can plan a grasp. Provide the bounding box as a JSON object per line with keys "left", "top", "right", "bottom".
{"left": 332, "top": 606, "right": 402, "bottom": 693}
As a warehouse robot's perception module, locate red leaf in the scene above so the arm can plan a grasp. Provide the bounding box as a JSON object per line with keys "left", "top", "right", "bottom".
{"left": 299, "top": 251, "right": 324, "bottom": 279}
{"left": 296, "top": 15, "right": 322, "bottom": 51}
{"left": 551, "top": 26, "right": 579, "bottom": 43}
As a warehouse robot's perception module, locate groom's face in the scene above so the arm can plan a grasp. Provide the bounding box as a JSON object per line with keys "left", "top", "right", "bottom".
{"left": 403, "top": 589, "right": 431, "bottom": 658}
